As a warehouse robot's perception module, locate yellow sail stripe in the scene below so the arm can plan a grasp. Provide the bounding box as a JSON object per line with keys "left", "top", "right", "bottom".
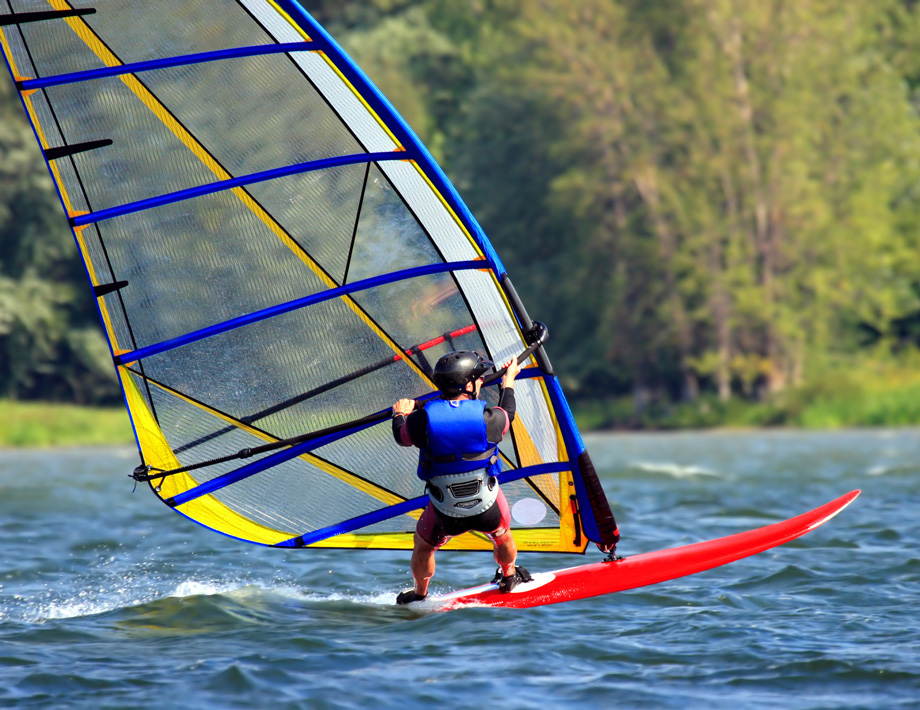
{"left": 264, "top": 0, "right": 313, "bottom": 41}
{"left": 406, "top": 161, "right": 490, "bottom": 261}
{"left": 16, "top": 90, "right": 77, "bottom": 214}
{"left": 306, "top": 527, "right": 584, "bottom": 553}
{"left": 0, "top": 27, "right": 20, "bottom": 77}
{"left": 71, "top": 224, "right": 125, "bottom": 353}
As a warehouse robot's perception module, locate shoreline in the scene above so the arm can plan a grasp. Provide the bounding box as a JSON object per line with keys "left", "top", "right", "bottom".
{"left": 1, "top": 398, "right": 918, "bottom": 449}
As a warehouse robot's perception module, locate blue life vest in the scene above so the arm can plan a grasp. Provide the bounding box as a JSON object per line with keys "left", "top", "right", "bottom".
{"left": 416, "top": 399, "right": 501, "bottom": 481}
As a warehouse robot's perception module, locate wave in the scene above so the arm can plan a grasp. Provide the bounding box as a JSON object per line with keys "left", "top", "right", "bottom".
{"left": 629, "top": 461, "right": 723, "bottom": 478}
{"left": 866, "top": 463, "right": 918, "bottom": 476}
{"left": 4, "top": 577, "right": 405, "bottom": 626}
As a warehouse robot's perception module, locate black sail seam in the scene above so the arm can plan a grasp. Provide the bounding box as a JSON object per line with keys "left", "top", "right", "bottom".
{"left": 0, "top": 8, "right": 95, "bottom": 27}
{"left": 342, "top": 162, "right": 370, "bottom": 285}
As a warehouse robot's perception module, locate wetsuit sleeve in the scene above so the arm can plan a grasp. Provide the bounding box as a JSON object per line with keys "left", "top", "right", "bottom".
{"left": 392, "top": 409, "right": 428, "bottom": 448}
{"left": 484, "top": 388, "right": 516, "bottom": 443}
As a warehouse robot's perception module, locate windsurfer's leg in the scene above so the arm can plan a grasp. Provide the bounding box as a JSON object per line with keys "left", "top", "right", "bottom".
{"left": 492, "top": 529, "right": 517, "bottom": 577}
{"left": 487, "top": 490, "right": 516, "bottom": 576}
{"left": 410, "top": 532, "right": 438, "bottom": 596}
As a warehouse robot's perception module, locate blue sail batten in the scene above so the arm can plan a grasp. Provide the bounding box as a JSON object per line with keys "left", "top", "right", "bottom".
{"left": 113, "top": 259, "right": 489, "bottom": 365}
{"left": 277, "top": 462, "right": 573, "bottom": 547}
{"left": 18, "top": 41, "right": 315, "bottom": 90}
{"left": 72, "top": 150, "right": 405, "bottom": 227}
{"left": 169, "top": 415, "right": 389, "bottom": 508}
{"left": 113, "top": 259, "right": 488, "bottom": 365}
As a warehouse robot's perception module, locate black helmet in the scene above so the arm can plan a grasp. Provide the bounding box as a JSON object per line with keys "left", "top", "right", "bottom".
{"left": 432, "top": 351, "right": 493, "bottom": 394}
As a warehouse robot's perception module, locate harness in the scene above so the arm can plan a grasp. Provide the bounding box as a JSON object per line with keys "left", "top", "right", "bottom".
{"left": 418, "top": 399, "right": 501, "bottom": 518}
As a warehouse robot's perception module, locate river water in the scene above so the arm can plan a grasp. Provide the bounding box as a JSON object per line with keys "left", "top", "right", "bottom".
{"left": 0, "top": 429, "right": 917, "bottom": 709}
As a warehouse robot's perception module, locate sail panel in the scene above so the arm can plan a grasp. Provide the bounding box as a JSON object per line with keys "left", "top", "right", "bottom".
{"left": 10, "top": 4, "right": 105, "bottom": 78}
{"left": 136, "top": 298, "right": 426, "bottom": 431}
{"left": 377, "top": 160, "right": 482, "bottom": 263}
{"left": 1, "top": 0, "right": 614, "bottom": 553}
{"left": 88, "top": 193, "right": 336, "bottom": 351}
{"left": 139, "top": 372, "right": 419, "bottom": 533}
{"left": 6, "top": 0, "right": 278, "bottom": 71}
{"left": 453, "top": 269, "right": 523, "bottom": 364}
{"left": 345, "top": 164, "right": 445, "bottom": 283}
{"left": 45, "top": 78, "right": 222, "bottom": 210}
{"left": 140, "top": 55, "right": 364, "bottom": 177}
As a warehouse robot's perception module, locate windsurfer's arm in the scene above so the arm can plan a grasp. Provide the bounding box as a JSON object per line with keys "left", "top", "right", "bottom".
{"left": 485, "top": 389, "right": 516, "bottom": 442}
{"left": 500, "top": 356, "right": 522, "bottom": 390}
{"left": 485, "top": 358, "right": 521, "bottom": 441}
{"left": 392, "top": 399, "right": 427, "bottom": 447}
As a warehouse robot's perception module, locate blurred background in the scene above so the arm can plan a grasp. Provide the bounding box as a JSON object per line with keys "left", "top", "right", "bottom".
{"left": 3, "top": 0, "right": 920, "bottom": 441}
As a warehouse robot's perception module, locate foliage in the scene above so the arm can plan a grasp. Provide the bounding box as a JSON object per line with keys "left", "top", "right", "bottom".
{"left": 0, "top": 81, "right": 120, "bottom": 404}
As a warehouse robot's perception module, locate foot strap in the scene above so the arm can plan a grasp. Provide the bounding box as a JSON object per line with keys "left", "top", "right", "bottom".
{"left": 496, "top": 566, "right": 533, "bottom": 593}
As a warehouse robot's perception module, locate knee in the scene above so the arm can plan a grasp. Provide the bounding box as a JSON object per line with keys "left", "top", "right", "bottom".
{"left": 413, "top": 532, "right": 438, "bottom": 554}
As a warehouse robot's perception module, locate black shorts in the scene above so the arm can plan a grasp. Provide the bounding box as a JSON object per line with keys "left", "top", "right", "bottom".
{"left": 416, "top": 488, "right": 511, "bottom": 548}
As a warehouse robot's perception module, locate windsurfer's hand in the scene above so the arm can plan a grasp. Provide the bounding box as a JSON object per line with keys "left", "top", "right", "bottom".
{"left": 501, "top": 357, "right": 522, "bottom": 389}
{"left": 393, "top": 398, "right": 416, "bottom": 417}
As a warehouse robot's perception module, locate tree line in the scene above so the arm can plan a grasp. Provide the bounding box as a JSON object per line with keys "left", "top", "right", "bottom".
{"left": 2, "top": 0, "right": 919, "bottom": 414}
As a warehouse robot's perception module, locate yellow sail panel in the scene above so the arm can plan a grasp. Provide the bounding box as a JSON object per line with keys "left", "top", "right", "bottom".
{"left": 120, "top": 368, "right": 290, "bottom": 545}
{"left": 304, "top": 527, "right": 581, "bottom": 553}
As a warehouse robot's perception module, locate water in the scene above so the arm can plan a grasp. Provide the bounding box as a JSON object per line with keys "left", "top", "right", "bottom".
{"left": 0, "top": 430, "right": 917, "bottom": 709}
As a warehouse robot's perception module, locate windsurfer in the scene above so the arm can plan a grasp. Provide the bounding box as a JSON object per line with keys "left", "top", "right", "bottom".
{"left": 392, "top": 351, "right": 531, "bottom": 604}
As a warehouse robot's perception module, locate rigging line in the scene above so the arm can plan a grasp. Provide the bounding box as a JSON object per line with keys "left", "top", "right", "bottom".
{"left": 70, "top": 151, "right": 404, "bottom": 227}
{"left": 16, "top": 41, "right": 314, "bottom": 89}
{"left": 0, "top": 7, "right": 93, "bottom": 27}
{"left": 172, "top": 322, "right": 479, "bottom": 456}
{"left": 126, "top": 370, "right": 416, "bottom": 512}
{"left": 277, "top": 462, "right": 573, "bottom": 548}
{"left": 112, "top": 259, "right": 486, "bottom": 366}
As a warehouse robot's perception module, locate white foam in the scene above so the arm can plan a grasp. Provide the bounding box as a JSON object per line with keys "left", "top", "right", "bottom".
{"left": 169, "top": 579, "right": 240, "bottom": 598}
{"left": 631, "top": 461, "right": 721, "bottom": 478}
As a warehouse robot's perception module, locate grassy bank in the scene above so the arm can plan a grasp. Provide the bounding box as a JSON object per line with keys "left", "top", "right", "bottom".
{"left": 573, "top": 365, "right": 920, "bottom": 431}
{"left": 3, "top": 364, "right": 920, "bottom": 448}
{"left": 0, "top": 400, "right": 134, "bottom": 448}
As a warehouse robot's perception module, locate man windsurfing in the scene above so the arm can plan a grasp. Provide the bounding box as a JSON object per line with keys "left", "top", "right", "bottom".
{"left": 391, "top": 351, "right": 530, "bottom": 604}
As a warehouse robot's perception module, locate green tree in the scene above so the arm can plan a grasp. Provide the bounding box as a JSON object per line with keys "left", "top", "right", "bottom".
{"left": 0, "top": 80, "right": 119, "bottom": 403}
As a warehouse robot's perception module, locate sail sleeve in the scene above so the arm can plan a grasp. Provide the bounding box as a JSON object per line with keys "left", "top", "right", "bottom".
{"left": 0, "top": 0, "right": 616, "bottom": 553}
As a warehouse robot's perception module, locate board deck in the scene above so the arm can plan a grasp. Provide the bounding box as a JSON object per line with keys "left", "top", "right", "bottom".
{"left": 429, "top": 490, "right": 860, "bottom": 611}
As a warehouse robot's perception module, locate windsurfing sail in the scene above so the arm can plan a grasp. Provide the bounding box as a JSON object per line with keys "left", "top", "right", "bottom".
{"left": 0, "top": 0, "right": 619, "bottom": 553}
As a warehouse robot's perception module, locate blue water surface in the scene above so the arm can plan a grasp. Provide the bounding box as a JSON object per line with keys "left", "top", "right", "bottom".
{"left": 0, "top": 430, "right": 917, "bottom": 709}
